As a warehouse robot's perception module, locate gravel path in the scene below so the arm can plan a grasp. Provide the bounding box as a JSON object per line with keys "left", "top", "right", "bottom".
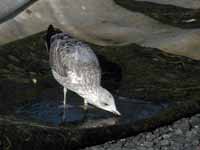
{"left": 84, "top": 114, "right": 200, "bottom": 150}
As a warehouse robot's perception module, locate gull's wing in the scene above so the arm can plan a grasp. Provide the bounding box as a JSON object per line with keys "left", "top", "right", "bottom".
{"left": 49, "top": 34, "right": 101, "bottom": 87}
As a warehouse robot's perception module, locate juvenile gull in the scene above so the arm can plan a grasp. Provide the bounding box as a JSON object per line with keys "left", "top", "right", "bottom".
{"left": 45, "top": 25, "right": 120, "bottom": 116}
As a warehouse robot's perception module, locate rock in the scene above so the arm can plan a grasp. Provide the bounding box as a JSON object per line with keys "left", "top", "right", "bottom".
{"left": 123, "top": 141, "right": 138, "bottom": 149}
{"left": 1, "top": 0, "right": 200, "bottom": 60}
{"left": 192, "top": 140, "right": 199, "bottom": 146}
{"left": 0, "top": 0, "right": 37, "bottom": 23}
{"left": 1, "top": 30, "right": 200, "bottom": 150}
{"left": 85, "top": 114, "right": 200, "bottom": 150}
{"left": 190, "top": 116, "right": 200, "bottom": 127}
{"left": 160, "top": 147, "right": 169, "bottom": 150}
{"left": 115, "top": 0, "right": 200, "bottom": 29}
{"left": 6, "top": 64, "right": 24, "bottom": 72}
{"left": 158, "top": 127, "right": 171, "bottom": 134}
{"left": 162, "top": 134, "right": 171, "bottom": 139}
{"left": 172, "top": 118, "right": 190, "bottom": 132}
{"left": 105, "top": 142, "right": 122, "bottom": 150}
{"left": 174, "top": 129, "right": 183, "bottom": 135}
{"left": 145, "top": 132, "right": 155, "bottom": 142}
{"left": 8, "top": 55, "right": 20, "bottom": 63}
{"left": 160, "top": 140, "right": 169, "bottom": 146}
{"left": 135, "top": 0, "right": 200, "bottom": 9}
{"left": 195, "top": 114, "right": 200, "bottom": 118}
{"left": 194, "top": 125, "right": 200, "bottom": 129}
{"left": 170, "top": 144, "right": 179, "bottom": 150}
{"left": 143, "top": 141, "right": 153, "bottom": 147}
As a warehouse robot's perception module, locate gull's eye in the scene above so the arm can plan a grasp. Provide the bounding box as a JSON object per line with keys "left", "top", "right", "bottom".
{"left": 66, "top": 48, "right": 71, "bottom": 53}
{"left": 64, "top": 47, "right": 73, "bottom": 53}
{"left": 101, "top": 102, "right": 109, "bottom": 106}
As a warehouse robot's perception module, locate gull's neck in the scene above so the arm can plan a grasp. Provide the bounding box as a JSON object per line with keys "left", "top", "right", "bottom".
{"left": 77, "top": 86, "right": 103, "bottom": 104}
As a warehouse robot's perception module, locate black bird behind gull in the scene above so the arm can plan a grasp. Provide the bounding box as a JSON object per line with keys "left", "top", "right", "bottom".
{"left": 45, "top": 25, "right": 120, "bottom": 116}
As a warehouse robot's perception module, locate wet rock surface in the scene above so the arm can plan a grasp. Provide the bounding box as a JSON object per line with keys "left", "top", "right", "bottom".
{"left": 0, "top": 32, "right": 200, "bottom": 149}
{"left": 15, "top": 86, "right": 169, "bottom": 126}
{"left": 84, "top": 114, "right": 200, "bottom": 150}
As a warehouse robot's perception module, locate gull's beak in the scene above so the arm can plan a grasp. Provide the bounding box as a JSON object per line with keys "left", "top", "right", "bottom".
{"left": 113, "top": 110, "right": 121, "bottom": 116}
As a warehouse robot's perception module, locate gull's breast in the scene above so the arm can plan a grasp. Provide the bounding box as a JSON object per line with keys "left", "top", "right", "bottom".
{"left": 68, "top": 70, "right": 83, "bottom": 84}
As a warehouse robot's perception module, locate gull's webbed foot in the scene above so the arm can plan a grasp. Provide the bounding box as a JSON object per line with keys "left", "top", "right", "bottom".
{"left": 58, "top": 104, "right": 73, "bottom": 109}
{"left": 83, "top": 99, "right": 88, "bottom": 111}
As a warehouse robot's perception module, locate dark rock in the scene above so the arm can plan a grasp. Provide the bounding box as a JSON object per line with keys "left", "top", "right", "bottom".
{"left": 114, "top": 0, "right": 200, "bottom": 29}
{"left": 8, "top": 55, "right": 20, "bottom": 63}
{"left": 1, "top": 32, "right": 200, "bottom": 150}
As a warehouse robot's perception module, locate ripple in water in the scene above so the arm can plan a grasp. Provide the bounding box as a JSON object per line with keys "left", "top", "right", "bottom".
{"left": 15, "top": 94, "right": 171, "bottom": 127}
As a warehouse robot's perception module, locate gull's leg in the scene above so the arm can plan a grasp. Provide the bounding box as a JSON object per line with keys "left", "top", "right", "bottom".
{"left": 82, "top": 99, "right": 89, "bottom": 121}
{"left": 63, "top": 87, "right": 67, "bottom": 108}
{"left": 83, "top": 99, "right": 88, "bottom": 111}
{"left": 62, "top": 108, "right": 66, "bottom": 122}
{"left": 61, "top": 87, "right": 67, "bottom": 122}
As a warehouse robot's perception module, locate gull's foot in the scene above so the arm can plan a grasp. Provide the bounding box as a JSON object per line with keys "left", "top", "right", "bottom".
{"left": 58, "top": 104, "right": 74, "bottom": 109}
{"left": 58, "top": 108, "right": 67, "bottom": 122}
{"left": 81, "top": 110, "right": 89, "bottom": 122}
{"left": 80, "top": 105, "right": 93, "bottom": 110}
{"left": 83, "top": 105, "right": 87, "bottom": 111}
{"left": 62, "top": 110, "right": 66, "bottom": 122}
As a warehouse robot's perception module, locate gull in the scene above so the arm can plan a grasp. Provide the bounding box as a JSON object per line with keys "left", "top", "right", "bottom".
{"left": 45, "top": 25, "right": 121, "bottom": 116}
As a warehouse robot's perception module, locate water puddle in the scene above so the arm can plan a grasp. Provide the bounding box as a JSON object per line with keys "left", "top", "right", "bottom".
{"left": 15, "top": 88, "right": 171, "bottom": 128}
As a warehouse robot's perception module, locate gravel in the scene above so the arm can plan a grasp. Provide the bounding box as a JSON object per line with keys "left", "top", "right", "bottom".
{"left": 83, "top": 114, "right": 200, "bottom": 150}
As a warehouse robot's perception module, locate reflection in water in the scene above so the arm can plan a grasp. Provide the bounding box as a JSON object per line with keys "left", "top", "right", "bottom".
{"left": 62, "top": 107, "right": 66, "bottom": 122}
{"left": 15, "top": 92, "right": 171, "bottom": 128}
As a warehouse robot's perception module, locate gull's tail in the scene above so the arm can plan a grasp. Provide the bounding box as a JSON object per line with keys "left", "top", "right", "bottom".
{"left": 45, "top": 24, "right": 62, "bottom": 51}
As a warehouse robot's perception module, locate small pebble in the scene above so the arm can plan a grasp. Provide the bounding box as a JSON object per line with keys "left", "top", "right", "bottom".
{"left": 8, "top": 55, "right": 20, "bottom": 63}
{"left": 32, "top": 78, "right": 37, "bottom": 84}
{"left": 160, "top": 140, "right": 169, "bottom": 146}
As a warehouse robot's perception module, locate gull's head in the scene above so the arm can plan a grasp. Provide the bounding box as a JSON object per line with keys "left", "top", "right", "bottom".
{"left": 44, "top": 24, "right": 62, "bottom": 52}
{"left": 89, "top": 87, "right": 121, "bottom": 116}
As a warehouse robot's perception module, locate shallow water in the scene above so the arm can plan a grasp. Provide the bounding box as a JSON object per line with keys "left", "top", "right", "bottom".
{"left": 15, "top": 88, "right": 171, "bottom": 128}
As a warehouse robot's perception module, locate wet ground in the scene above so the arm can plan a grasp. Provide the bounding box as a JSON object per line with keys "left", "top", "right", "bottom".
{"left": 15, "top": 87, "right": 170, "bottom": 127}
{"left": 0, "top": 32, "right": 200, "bottom": 149}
